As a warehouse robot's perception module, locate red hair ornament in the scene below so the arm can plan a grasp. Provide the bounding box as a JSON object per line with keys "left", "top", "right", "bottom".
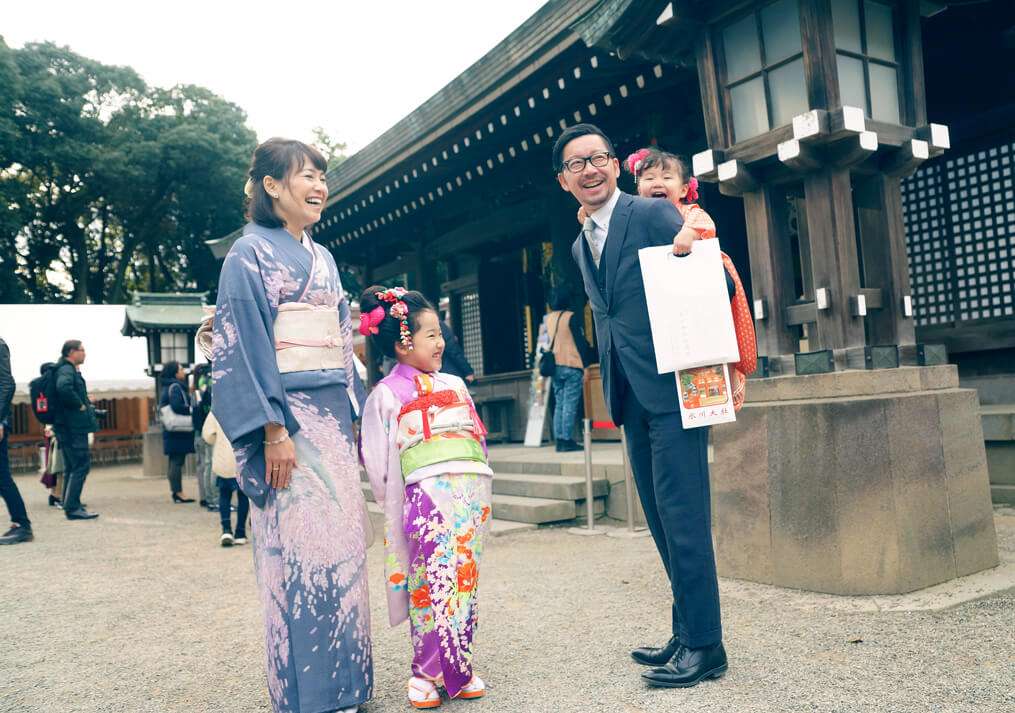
{"left": 625, "top": 148, "right": 652, "bottom": 176}
{"left": 374, "top": 287, "right": 414, "bottom": 351}
{"left": 685, "top": 176, "right": 700, "bottom": 202}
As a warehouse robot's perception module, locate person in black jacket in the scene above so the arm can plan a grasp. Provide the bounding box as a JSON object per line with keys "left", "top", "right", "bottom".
{"left": 438, "top": 320, "right": 475, "bottom": 383}
{"left": 53, "top": 339, "right": 100, "bottom": 521}
{"left": 0, "top": 336, "right": 33, "bottom": 544}
{"left": 160, "top": 361, "right": 195, "bottom": 503}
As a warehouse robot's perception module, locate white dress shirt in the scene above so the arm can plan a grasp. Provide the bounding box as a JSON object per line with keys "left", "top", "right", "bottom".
{"left": 584, "top": 188, "right": 622, "bottom": 269}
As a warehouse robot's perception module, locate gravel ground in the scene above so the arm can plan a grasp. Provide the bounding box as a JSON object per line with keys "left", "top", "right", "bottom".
{"left": 1, "top": 465, "right": 1013, "bottom": 713}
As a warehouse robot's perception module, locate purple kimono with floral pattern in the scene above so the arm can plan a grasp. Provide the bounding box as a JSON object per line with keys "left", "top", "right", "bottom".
{"left": 211, "top": 222, "right": 372, "bottom": 713}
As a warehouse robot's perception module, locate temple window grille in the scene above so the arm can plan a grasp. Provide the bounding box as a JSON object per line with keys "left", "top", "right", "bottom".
{"left": 902, "top": 138, "right": 1015, "bottom": 326}
{"left": 459, "top": 290, "right": 484, "bottom": 377}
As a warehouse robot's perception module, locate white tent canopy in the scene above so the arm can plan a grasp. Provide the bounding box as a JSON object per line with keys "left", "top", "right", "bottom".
{"left": 1, "top": 304, "right": 154, "bottom": 403}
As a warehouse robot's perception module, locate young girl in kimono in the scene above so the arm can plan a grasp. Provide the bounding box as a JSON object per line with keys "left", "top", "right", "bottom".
{"left": 581, "top": 147, "right": 758, "bottom": 406}
{"left": 359, "top": 285, "right": 492, "bottom": 710}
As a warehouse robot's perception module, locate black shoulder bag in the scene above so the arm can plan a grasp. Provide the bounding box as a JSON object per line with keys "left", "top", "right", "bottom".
{"left": 538, "top": 312, "right": 565, "bottom": 377}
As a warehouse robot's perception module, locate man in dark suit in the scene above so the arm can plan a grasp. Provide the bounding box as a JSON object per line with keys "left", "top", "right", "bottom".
{"left": 554, "top": 123, "right": 728, "bottom": 688}
{"left": 438, "top": 320, "right": 475, "bottom": 384}
{"left": 0, "top": 336, "right": 33, "bottom": 545}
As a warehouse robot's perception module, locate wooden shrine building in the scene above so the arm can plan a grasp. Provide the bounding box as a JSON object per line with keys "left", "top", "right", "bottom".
{"left": 209, "top": 0, "right": 1014, "bottom": 464}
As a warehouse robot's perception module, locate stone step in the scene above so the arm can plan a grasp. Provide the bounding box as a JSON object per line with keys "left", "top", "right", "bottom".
{"left": 365, "top": 501, "right": 536, "bottom": 537}
{"left": 490, "top": 493, "right": 576, "bottom": 524}
{"left": 991, "top": 484, "right": 1015, "bottom": 506}
{"left": 361, "top": 482, "right": 600, "bottom": 525}
{"left": 361, "top": 478, "right": 605, "bottom": 505}
{"left": 492, "top": 472, "right": 608, "bottom": 500}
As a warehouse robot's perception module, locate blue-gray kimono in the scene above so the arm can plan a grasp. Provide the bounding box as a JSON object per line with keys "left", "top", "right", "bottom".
{"left": 211, "top": 221, "right": 372, "bottom": 712}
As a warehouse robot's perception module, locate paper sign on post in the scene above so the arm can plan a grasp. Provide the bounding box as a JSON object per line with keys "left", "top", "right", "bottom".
{"left": 638, "top": 240, "right": 740, "bottom": 373}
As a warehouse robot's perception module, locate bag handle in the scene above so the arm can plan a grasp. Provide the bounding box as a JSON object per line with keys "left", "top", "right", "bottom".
{"left": 548, "top": 311, "right": 565, "bottom": 352}
{"left": 168, "top": 381, "right": 189, "bottom": 407}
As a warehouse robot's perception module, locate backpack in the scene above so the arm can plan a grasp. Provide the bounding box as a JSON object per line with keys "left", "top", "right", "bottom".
{"left": 29, "top": 362, "right": 58, "bottom": 425}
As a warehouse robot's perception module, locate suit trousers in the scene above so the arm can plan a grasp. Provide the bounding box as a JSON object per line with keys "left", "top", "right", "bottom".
{"left": 619, "top": 374, "right": 722, "bottom": 648}
{"left": 55, "top": 429, "right": 91, "bottom": 514}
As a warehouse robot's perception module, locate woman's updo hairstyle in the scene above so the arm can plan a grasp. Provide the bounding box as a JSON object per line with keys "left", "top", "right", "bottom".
{"left": 244, "top": 138, "right": 328, "bottom": 229}
{"left": 358, "top": 285, "right": 436, "bottom": 359}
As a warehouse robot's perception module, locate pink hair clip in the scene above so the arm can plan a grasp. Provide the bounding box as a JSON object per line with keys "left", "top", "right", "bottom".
{"left": 685, "top": 176, "right": 700, "bottom": 202}
{"left": 358, "top": 305, "right": 385, "bottom": 336}
{"left": 625, "top": 148, "right": 651, "bottom": 176}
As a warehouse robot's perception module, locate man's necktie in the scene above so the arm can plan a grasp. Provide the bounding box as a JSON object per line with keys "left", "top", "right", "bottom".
{"left": 583, "top": 217, "right": 601, "bottom": 268}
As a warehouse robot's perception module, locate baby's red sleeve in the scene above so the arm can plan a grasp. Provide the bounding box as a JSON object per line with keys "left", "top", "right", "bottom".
{"left": 679, "top": 203, "right": 717, "bottom": 239}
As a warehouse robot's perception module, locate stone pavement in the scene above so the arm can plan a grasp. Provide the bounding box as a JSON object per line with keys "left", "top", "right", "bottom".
{"left": 1, "top": 465, "right": 1013, "bottom": 713}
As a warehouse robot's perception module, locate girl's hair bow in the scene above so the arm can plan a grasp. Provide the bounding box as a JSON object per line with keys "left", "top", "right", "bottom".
{"left": 358, "top": 305, "right": 385, "bottom": 336}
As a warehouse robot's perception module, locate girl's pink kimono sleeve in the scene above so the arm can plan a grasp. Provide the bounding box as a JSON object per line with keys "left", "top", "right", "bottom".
{"left": 359, "top": 383, "right": 412, "bottom": 626}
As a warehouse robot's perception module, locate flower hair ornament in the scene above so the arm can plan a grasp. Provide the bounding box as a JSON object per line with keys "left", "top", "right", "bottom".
{"left": 625, "top": 148, "right": 651, "bottom": 177}
{"left": 357, "top": 306, "right": 385, "bottom": 336}
{"left": 374, "top": 287, "right": 413, "bottom": 351}
{"left": 685, "top": 176, "right": 700, "bottom": 202}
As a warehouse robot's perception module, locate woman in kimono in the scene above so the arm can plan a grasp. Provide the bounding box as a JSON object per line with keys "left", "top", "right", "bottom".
{"left": 358, "top": 286, "right": 492, "bottom": 709}
{"left": 211, "top": 138, "right": 371, "bottom": 713}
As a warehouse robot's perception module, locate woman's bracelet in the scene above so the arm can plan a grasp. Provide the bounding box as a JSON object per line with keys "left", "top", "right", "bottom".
{"left": 263, "top": 432, "right": 290, "bottom": 446}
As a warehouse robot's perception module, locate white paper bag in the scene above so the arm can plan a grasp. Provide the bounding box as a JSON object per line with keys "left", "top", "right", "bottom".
{"left": 638, "top": 240, "right": 740, "bottom": 373}
{"left": 677, "top": 364, "right": 737, "bottom": 429}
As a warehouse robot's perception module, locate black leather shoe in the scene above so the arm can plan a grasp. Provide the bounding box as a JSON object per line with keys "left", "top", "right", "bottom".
{"left": 642, "top": 642, "right": 727, "bottom": 688}
{"left": 0, "top": 525, "right": 34, "bottom": 544}
{"left": 48, "top": 495, "right": 62, "bottom": 508}
{"left": 631, "top": 635, "right": 681, "bottom": 666}
{"left": 172, "top": 494, "right": 195, "bottom": 504}
{"left": 65, "top": 508, "right": 99, "bottom": 520}
{"left": 558, "top": 439, "right": 583, "bottom": 452}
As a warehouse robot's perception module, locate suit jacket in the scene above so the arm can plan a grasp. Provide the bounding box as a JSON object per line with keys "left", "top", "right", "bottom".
{"left": 572, "top": 193, "right": 733, "bottom": 425}
{"left": 439, "top": 321, "right": 474, "bottom": 380}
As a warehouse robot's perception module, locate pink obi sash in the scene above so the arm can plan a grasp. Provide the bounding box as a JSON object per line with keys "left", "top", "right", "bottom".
{"left": 273, "top": 303, "right": 343, "bottom": 373}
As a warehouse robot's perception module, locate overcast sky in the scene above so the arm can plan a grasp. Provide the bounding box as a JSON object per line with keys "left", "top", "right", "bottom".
{"left": 3, "top": 0, "right": 549, "bottom": 153}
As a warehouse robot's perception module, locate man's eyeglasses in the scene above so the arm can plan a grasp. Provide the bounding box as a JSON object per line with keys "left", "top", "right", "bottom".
{"left": 560, "top": 151, "right": 614, "bottom": 174}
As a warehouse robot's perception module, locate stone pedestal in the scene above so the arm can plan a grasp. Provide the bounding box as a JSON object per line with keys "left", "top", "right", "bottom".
{"left": 711, "top": 365, "right": 999, "bottom": 595}
{"left": 141, "top": 425, "right": 194, "bottom": 479}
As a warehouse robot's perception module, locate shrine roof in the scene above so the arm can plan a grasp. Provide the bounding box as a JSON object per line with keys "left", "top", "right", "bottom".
{"left": 122, "top": 293, "right": 208, "bottom": 336}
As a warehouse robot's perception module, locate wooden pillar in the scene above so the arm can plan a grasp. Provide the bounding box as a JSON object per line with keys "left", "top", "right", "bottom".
{"left": 416, "top": 248, "right": 441, "bottom": 306}
{"left": 545, "top": 193, "right": 584, "bottom": 298}
{"left": 855, "top": 175, "right": 917, "bottom": 346}
{"left": 801, "top": 168, "right": 866, "bottom": 350}
{"left": 743, "top": 185, "right": 799, "bottom": 357}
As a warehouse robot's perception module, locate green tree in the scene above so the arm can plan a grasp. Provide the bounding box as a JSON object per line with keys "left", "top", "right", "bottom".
{"left": 100, "top": 84, "right": 256, "bottom": 300}
{"left": 0, "top": 37, "right": 28, "bottom": 302}
{"left": 311, "top": 126, "right": 347, "bottom": 172}
{"left": 0, "top": 41, "right": 257, "bottom": 303}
